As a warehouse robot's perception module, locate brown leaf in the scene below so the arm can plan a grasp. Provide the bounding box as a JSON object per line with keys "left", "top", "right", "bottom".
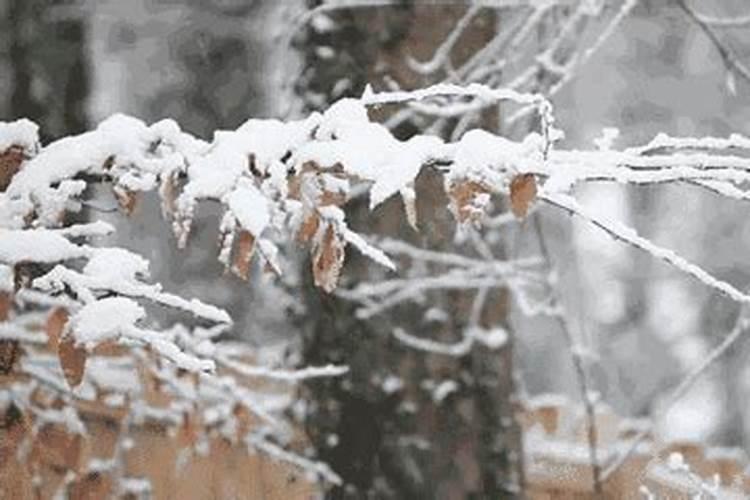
{"left": 0, "top": 291, "right": 11, "bottom": 321}
{"left": 159, "top": 171, "right": 179, "bottom": 217}
{"left": 232, "top": 230, "right": 256, "bottom": 280}
{"left": 114, "top": 187, "right": 138, "bottom": 215}
{"left": 30, "top": 423, "right": 85, "bottom": 471}
{"left": 509, "top": 173, "right": 537, "bottom": 219}
{"left": 58, "top": 335, "right": 87, "bottom": 388}
{"left": 45, "top": 307, "right": 69, "bottom": 350}
{"left": 177, "top": 411, "right": 201, "bottom": 448}
{"left": 0, "top": 340, "right": 20, "bottom": 375}
{"left": 67, "top": 471, "right": 112, "bottom": 500}
{"left": 233, "top": 404, "right": 254, "bottom": 439}
{"left": 319, "top": 183, "right": 347, "bottom": 207}
{"left": 448, "top": 180, "right": 490, "bottom": 223}
{"left": 0, "top": 145, "right": 26, "bottom": 192}
{"left": 312, "top": 224, "right": 345, "bottom": 293}
{"left": 0, "top": 403, "right": 27, "bottom": 453}
{"left": 297, "top": 213, "right": 320, "bottom": 243}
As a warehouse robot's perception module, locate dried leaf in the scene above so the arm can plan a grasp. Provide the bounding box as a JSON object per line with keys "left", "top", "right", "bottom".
{"left": 400, "top": 184, "right": 418, "bottom": 231}
{"left": 312, "top": 224, "right": 345, "bottom": 293}
{"left": 0, "top": 403, "right": 27, "bottom": 452}
{"left": 45, "top": 307, "right": 69, "bottom": 350}
{"left": 233, "top": 404, "right": 254, "bottom": 439}
{"left": 177, "top": 412, "right": 200, "bottom": 448}
{"left": 13, "top": 261, "right": 42, "bottom": 292}
{"left": 58, "top": 335, "right": 87, "bottom": 388}
{"left": 159, "top": 171, "right": 179, "bottom": 218}
{"left": 0, "top": 292, "right": 10, "bottom": 321}
{"left": 0, "top": 340, "right": 20, "bottom": 375}
{"left": 67, "top": 471, "right": 112, "bottom": 500}
{"left": 319, "top": 188, "right": 347, "bottom": 207}
{"left": 31, "top": 423, "right": 85, "bottom": 470}
{"left": 114, "top": 187, "right": 139, "bottom": 215}
{"left": 448, "top": 180, "right": 490, "bottom": 223}
{"left": 297, "top": 213, "right": 320, "bottom": 243}
{"left": 232, "top": 230, "right": 256, "bottom": 280}
{"left": 509, "top": 174, "right": 537, "bottom": 219}
{"left": 0, "top": 145, "right": 25, "bottom": 192}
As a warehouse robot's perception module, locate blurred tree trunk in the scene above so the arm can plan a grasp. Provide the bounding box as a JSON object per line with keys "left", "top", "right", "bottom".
{"left": 6, "top": 0, "right": 89, "bottom": 138}
{"left": 296, "top": 4, "right": 523, "bottom": 498}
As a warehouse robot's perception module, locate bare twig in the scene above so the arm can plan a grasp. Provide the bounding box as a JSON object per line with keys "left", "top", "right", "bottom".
{"left": 603, "top": 313, "right": 750, "bottom": 478}
{"left": 676, "top": 0, "right": 750, "bottom": 86}
{"left": 541, "top": 192, "right": 750, "bottom": 305}
{"left": 531, "top": 213, "right": 603, "bottom": 496}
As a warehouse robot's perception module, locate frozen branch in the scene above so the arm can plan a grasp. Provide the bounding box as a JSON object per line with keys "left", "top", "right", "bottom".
{"left": 541, "top": 191, "right": 750, "bottom": 305}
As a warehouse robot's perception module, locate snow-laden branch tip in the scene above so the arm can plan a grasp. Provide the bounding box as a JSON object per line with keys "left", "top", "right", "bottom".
{"left": 541, "top": 191, "right": 750, "bottom": 305}
{"left": 217, "top": 355, "right": 349, "bottom": 383}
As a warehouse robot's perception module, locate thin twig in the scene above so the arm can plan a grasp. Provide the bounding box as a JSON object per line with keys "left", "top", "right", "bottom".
{"left": 602, "top": 313, "right": 749, "bottom": 478}
{"left": 531, "top": 212, "right": 603, "bottom": 496}
{"left": 676, "top": 0, "right": 750, "bottom": 86}
{"left": 541, "top": 192, "right": 750, "bottom": 305}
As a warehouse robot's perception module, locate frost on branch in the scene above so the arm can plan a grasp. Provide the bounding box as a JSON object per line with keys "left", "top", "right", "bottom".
{"left": 5, "top": 81, "right": 750, "bottom": 494}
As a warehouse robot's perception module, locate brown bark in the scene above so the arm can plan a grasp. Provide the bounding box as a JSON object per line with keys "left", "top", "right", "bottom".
{"left": 298, "top": 4, "right": 524, "bottom": 498}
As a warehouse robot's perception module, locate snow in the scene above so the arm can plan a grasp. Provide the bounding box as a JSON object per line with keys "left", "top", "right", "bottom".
{"left": 218, "top": 355, "right": 348, "bottom": 382}
{"left": 0, "top": 264, "right": 12, "bottom": 292}
{"left": 340, "top": 229, "right": 395, "bottom": 271}
{"left": 83, "top": 247, "right": 150, "bottom": 282}
{"left": 472, "top": 326, "right": 509, "bottom": 349}
{"left": 0, "top": 228, "right": 91, "bottom": 264}
{"left": 431, "top": 380, "right": 458, "bottom": 403}
{"left": 225, "top": 180, "right": 270, "bottom": 237}
{"left": 0, "top": 118, "right": 39, "bottom": 152}
{"left": 86, "top": 357, "right": 140, "bottom": 394}
{"left": 68, "top": 297, "right": 145, "bottom": 347}
{"left": 368, "top": 135, "right": 442, "bottom": 209}
{"left": 381, "top": 375, "right": 404, "bottom": 394}
{"left": 542, "top": 191, "right": 750, "bottom": 305}
{"left": 56, "top": 220, "right": 115, "bottom": 238}
{"left": 449, "top": 129, "right": 543, "bottom": 188}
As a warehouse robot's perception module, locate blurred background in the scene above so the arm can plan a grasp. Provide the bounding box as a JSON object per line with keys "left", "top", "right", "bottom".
{"left": 2, "top": 0, "right": 750, "bottom": 496}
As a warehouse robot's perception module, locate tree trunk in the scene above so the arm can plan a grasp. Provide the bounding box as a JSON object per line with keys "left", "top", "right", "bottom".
{"left": 297, "top": 4, "right": 524, "bottom": 498}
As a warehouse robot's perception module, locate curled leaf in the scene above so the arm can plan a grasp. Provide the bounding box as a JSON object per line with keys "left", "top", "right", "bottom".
{"left": 232, "top": 230, "right": 256, "bottom": 280}
{"left": 58, "top": 335, "right": 87, "bottom": 388}
{"left": 45, "top": 307, "right": 69, "bottom": 350}
{"left": 312, "top": 224, "right": 345, "bottom": 293}
{"left": 31, "top": 423, "right": 85, "bottom": 470}
{"left": 298, "top": 212, "right": 320, "bottom": 243}
{"left": 67, "top": 471, "right": 112, "bottom": 499}
{"left": 448, "top": 180, "right": 491, "bottom": 224}
{"left": 0, "top": 145, "right": 26, "bottom": 192}
{"left": 0, "top": 340, "right": 20, "bottom": 375}
{"left": 0, "top": 291, "right": 10, "bottom": 321}
{"left": 159, "top": 171, "right": 179, "bottom": 218}
{"left": 509, "top": 173, "right": 537, "bottom": 219}
{"left": 114, "top": 186, "right": 138, "bottom": 215}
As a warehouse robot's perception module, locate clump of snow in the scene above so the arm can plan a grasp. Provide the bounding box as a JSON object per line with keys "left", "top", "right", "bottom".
{"left": 83, "top": 247, "right": 150, "bottom": 282}
{"left": 0, "top": 264, "right": 12, "bottom": 292}
{"left": 57, "top": 220, "right": 114, "bottom": 238}
{"left": 368, "top": 135, "right": 443, "bottom": 209}
{"left": 381, "top": 375, "right": 404, "bottom": 394}
{"left": 225, "top": 180, "right": 270, "bottom": 237}
{"left": 472, "top": 326, "right": 508, "bottom": 349}
{"left": 69, "top": 297, "right": 145, "bottom": 347}
{"left": 430, "top": 380, "right": 458, "bottom": 403}
{"left": 0, "top": 118, "right": 39, "bottom": 152}
{"left": 0, "top": 229, "right": 90, "bottom": 264}
{"left": 449, "top": 129, "right": 544, "bottom": 188}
